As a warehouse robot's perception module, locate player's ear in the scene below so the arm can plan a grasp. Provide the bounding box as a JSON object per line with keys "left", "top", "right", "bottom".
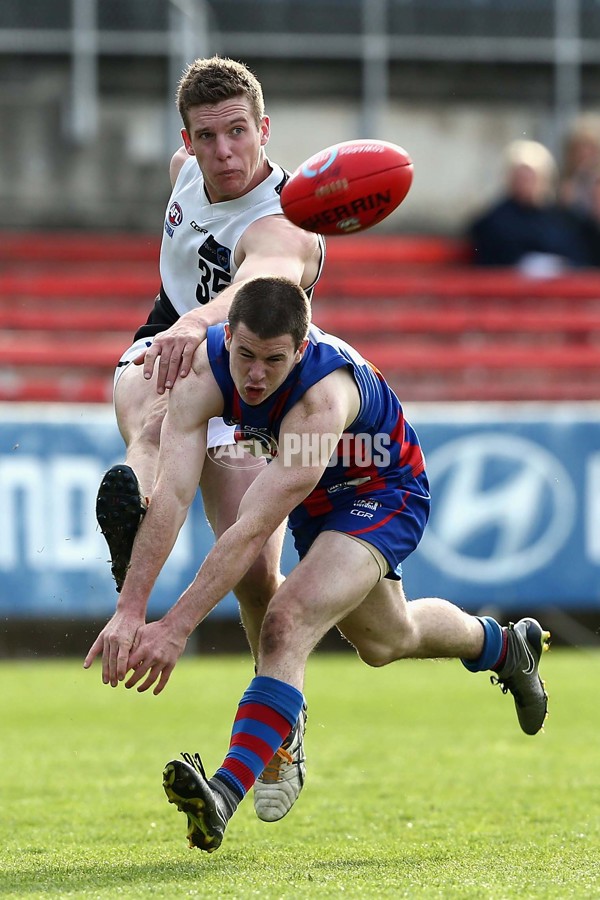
{"left": 295, "top": 338, "right": 309, "bottom": 362}
{"left": 224, "top": 323, "right": 232, "bottom": 349}
{"left": 260, "top": 116, "right": 270, "bottom": 147}
{"left": 181, "top": 129, "right": 195, "bottom": 155}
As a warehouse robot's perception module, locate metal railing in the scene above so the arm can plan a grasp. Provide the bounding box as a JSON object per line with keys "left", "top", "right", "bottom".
{"left": 0, "top": 0, "right": 593, "bottom": 148}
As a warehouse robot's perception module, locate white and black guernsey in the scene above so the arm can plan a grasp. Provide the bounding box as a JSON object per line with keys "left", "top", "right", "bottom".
{"left": 135, "top": 156, "right": 326, "bottom": 341}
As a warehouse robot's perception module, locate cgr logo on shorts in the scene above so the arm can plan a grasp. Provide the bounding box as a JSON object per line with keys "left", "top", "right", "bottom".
{"left": 350, "top": 498, "right": 381, "bottom": 519}
{"left": 419, "top": 433, "right": 576, "bottom": 583}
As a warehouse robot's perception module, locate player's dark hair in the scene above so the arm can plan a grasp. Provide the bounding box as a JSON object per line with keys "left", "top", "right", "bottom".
{"left": 177, "top": 56, "right": 265, "bottom": 129}
{"left": 228, "top": 277, "right": 310, "bottom": 350}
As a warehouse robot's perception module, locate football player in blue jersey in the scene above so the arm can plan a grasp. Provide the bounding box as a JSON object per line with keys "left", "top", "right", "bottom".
{"left": 86, "top": 275, "right": 550, "bottom": 853}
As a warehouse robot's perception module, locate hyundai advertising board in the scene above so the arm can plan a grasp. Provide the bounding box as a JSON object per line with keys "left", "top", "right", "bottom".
{"left": 0, "top": 403, "right": 598, "bottom": 619}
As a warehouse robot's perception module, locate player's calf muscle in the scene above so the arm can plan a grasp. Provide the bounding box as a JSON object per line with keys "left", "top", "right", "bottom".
{"left": 352, "top": 622, "right": 418, "bottom": 666}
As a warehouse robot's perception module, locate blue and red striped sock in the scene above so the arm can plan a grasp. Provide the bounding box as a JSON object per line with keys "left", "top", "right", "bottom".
{"left": 461, "top": 615, "right": 505, "bottom": 672}
{"left": 213, "top": 675, "right": 305, "bottom": 801}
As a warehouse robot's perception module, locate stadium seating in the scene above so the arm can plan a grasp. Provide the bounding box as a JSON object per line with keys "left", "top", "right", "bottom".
{"left": 1, "top": 230, "right": 600, "bottom": 402}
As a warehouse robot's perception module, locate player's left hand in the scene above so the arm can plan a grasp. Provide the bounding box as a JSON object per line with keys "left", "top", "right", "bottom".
{"left": 135, "top": 312, "right": 207, "bottom": 394}
{"left": 83, "top": 609, "right": 145, "bottom": 687}
{"left": 123, "top": 620, "right": 188, "bottom": 695}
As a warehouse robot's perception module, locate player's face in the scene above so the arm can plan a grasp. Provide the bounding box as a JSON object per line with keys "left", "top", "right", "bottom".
{"left": 182, "top": 98, "right": 270, "bottom": 202}
{"left": 225, "top": 323, "right": 308, "bottom": 405}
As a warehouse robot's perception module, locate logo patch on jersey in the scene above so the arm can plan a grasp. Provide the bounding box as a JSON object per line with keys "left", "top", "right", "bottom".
{"left": 168, "top": 201, "right": 184, "bottom": 228}
{"left": 190, "top": 220, "right": 208, "bottom": 234}
{"left": 165, "top": 201, "right": 183, "bottom": 238}
{"left": 198, "top": 236, "right": 231, "bottom": 272}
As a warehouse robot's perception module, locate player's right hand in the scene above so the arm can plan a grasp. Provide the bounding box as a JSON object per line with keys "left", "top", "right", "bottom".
{"left": 123, "top": 619, "right": 188, "bottom": 695}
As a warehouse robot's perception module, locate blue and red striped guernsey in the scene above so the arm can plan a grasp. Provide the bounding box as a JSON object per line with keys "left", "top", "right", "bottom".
{"left": 206, "top": 322, "right": 425, "bottom": 531}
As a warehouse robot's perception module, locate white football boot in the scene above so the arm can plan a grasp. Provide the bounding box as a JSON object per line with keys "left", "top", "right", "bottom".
{"left": 254, "top": 705, "right": 307, "bottom": 822}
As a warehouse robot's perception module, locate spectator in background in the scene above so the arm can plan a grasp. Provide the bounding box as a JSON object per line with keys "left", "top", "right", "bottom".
{"left": 468, "top": 139, "right": 598, "bottom": 274}
{"left": 558, "top": 113, "right": 600, "bottom": 218}
{"left": 558, "top": 114, "right": 600, "bottom": 265}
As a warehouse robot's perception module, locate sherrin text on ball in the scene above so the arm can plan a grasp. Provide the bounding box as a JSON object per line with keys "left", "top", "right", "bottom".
{"left": 280, "top": 139, "right": 413, "bottom": 235}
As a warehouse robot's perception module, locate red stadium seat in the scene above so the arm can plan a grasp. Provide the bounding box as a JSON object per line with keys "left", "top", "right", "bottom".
{"left": 2, "top": 230, "right": 600, "bottom": 403}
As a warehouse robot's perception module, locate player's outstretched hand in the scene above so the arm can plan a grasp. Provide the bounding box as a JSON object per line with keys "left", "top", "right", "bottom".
{"left": 135, "top": 312, "right": 207, "bottom": 394}
{"left": 83, "top": 609, "right": 145, "bottom": 687}
{"left": 123, "top": 620, "right": 188, "bottom": 695}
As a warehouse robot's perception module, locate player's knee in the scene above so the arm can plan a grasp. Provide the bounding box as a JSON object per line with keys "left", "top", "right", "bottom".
{"left": 259, "top": 605, "right": 295, "bottom": 660}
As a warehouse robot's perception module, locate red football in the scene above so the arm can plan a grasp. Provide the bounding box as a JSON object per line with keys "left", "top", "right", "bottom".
{"left": 280, "top": 139, "right": 413, "bottom": 235}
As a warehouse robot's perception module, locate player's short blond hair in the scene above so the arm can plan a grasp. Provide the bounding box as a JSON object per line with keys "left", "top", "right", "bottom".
{"left": 177, "top": 56, "right": 265, "bottom": 130}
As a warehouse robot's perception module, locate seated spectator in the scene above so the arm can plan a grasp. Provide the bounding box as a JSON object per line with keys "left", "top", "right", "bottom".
{"left": 559, "top": 113, "right": 600, "bottom": 218}
{"left": 468, "top": 139, "right": 598, "bottom": 273}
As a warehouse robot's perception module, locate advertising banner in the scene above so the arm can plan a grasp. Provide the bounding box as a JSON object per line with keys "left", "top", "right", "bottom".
{"left": 402, "top": 402, "right": 599, "bottom": 610}
{"left": 1, "top": 403, "right": 598, "bottom": 619}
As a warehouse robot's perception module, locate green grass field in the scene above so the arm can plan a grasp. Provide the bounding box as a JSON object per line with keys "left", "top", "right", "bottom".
{"left": 1, "top": 649, "right": 598, "bottom": 898}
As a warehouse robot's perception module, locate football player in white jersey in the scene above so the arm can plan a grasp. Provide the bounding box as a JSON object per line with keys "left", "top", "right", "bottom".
{"left": 94, "top": 56, "right": 324, "bottom": 824}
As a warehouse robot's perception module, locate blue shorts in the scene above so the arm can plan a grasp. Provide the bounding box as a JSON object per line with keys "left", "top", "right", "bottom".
{"left": 289, "top": 470, "right": 431, "bottom": 580}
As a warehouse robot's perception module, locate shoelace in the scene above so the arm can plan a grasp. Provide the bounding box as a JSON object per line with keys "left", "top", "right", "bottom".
{"left": 180, "top": 751, "right": 208, "bottom": 778}
{"left": 260, "top": 746, "right": 294, "bottom": 783}
{"left": 490, "top": 674, "right": 531, "bottom": 705}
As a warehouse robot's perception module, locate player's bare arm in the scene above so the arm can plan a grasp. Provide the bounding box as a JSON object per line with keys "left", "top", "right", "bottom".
{"left": 84, "top": 349, "right": 223, "bottom": 684}
{"left": 169, "top": 144, "right": 194, "bottom": 186}
{"left": 233, "top": 213, "right": 321, "bottom": 289}
{"left": 142, "top": 213, "right": 321, "bottom": 393}
{"left": 125, "top": 369, "right": 356, "bottom": 695}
